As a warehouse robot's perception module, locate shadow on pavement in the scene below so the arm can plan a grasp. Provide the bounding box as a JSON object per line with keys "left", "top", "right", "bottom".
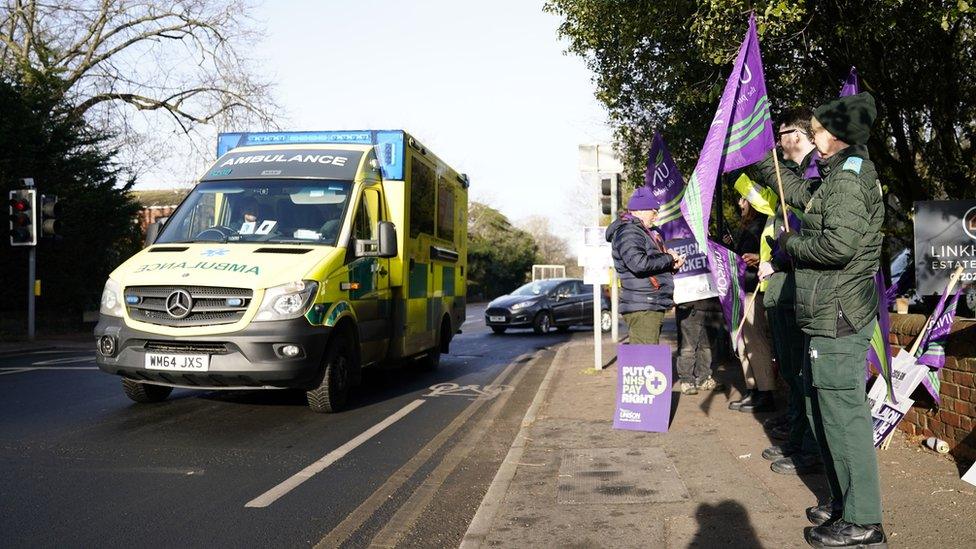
{"left": 690, "top": 500, "right": 763, "bottom": 548}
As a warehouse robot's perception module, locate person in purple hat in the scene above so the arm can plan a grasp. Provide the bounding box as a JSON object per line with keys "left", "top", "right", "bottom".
{"left": 605, "top": 186, "right": 685, "bottom": 345}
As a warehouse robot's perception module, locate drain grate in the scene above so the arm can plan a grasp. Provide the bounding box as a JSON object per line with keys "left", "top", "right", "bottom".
{"left": 556, "top": 447, "right": 689, "bottom": 504}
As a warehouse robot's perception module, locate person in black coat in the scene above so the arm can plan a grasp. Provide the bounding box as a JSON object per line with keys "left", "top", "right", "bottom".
{"left": 605, "top": 186, "right": 684, "bottom": 344}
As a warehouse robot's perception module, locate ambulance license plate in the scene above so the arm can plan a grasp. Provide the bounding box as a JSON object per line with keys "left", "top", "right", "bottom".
{"left": 489, "top": 316, "right": 505, "bottom": 322}
{"left": 145, "top": 353, "right": 210, "bottom": 372}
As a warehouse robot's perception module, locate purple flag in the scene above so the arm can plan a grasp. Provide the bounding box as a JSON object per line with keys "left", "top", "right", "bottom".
{"left": 839, "top": 66, "right": 860, "bottom": 97}
{"left": 706, "top": 240, "right": 748, "bottom": 342}
{"left": 679, "top": 13, "right": 774, "bottom": 330}
{"left": 866, "top": 271, "right": 895, "bottom": 402}
{"left": 614, "top": 344, "right": 673, "bottom": 432}
{"left": 645, "top": 132, "right": 693, "bottom": 241}
{"left": 916, "top": 286, "right": 962, "bottom": 402}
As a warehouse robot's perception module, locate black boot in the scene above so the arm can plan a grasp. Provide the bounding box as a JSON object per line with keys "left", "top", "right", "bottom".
{"left": 762, "top": 443, "right": 800, "bottom": 461}
{"left": 728, "top": 389, "right": 754, "bottom": 411}
{"left": 805, "top": 520, "right": 887, "bottom": 548}
{"left": 805, "top": 502, "right": 843, "bottom": 526}
{"left": 738, "top": 390, "right": 775, "bottom": 413}
{"left": 771, "top": 453, "right": 823, "bottom": 475}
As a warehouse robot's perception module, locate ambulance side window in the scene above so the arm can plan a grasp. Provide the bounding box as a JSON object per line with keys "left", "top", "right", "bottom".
{"left": 354, "top": 189, "right": 380, "bottom": 241}
{"left": 437, "top": 177, "right": 454, "bottom": 242}
{"left": 410, "top": 158, "right": 436, "bottom": 237}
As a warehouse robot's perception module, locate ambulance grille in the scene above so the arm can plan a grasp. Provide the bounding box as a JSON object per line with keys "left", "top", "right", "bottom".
{"left": 125, "top": 285, "right": 253, "bottom": 327}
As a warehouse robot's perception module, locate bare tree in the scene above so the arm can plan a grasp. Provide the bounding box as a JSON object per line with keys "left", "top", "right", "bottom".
{"left": 1, "top": 0, "right": 279, "bottom": 180}
{"left": 517, "top": 215, "right": 570, "bottom": 266}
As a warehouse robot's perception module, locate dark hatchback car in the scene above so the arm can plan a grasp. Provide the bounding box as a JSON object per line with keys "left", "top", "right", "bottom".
{"left": 485, "top": 278, "right": 611, "bottom": 334}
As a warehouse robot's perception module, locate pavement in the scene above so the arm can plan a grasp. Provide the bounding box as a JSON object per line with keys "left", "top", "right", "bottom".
{"left": 460, "top": 318, "right": 976, "bottom": 549}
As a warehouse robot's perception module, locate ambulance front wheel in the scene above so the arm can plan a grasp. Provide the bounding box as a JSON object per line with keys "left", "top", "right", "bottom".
{"left": 122, "top": 379, "right": 173, "bottom": 403}
{"left": 306, "top": 333, "right": 354, "bottom": 413}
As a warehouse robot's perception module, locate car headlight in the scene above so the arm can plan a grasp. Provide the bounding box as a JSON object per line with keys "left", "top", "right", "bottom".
{"left": 254, "top": 280, "right": 319, "bottom": 322}
{"left": 99, "top": 278, "right": 124, "bottom": 317}
{"left": 510, "top": 301, "right": 534, "bottom": 311}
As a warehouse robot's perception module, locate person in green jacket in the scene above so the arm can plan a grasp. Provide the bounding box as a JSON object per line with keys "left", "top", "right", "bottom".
{"left": 753, "top": 92, "right": 887, "bottom": 548}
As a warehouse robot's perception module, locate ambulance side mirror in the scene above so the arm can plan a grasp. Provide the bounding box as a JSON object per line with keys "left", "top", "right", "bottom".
{"left": 377, "top": 221, "right": 398, "bottom": 258}
{"left": 355, "top": 221, "right": 398, "bottom": 258}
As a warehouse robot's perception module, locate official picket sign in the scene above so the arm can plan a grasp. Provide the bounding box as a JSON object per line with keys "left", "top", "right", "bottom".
{"left": 914, "top": 200, "right": 976, "bottom": 296}
{"left": 613, "top": 344, "right": 673, "bottom": 432}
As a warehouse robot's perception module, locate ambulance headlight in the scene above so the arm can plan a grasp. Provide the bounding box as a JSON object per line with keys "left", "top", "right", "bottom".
{"left": 99, "top": 278, "right": 125, "bottom": 317}
{"left": 254, "top": 280, "right": 319, "bottom": 321}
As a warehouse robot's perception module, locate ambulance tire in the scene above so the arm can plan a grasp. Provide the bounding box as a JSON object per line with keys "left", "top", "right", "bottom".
{"left": 532, "top": 312, "right": 552, "bottom": 334}
{"left": 122, "top": 379, "right": 173, "bottom": 403}
{"left": 306, "top": 334, "right": 354, "bottom": 413}
{"left": 418, "top": 318, "right": 451, "bottom": 371}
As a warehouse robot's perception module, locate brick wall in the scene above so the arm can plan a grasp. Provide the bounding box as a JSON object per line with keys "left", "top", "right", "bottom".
{"left": 889, "top": 314, "right": 976, "bottom": 463}
{"left": 137, "top": 206, "right": 176, "bottom": 233}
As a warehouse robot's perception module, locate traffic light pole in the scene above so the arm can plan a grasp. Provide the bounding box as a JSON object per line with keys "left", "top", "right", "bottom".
{"left": 28, "top": 246, "right": 35, "bottom": 340}
{"left": 610, "top": 181, "right": 619, "bottom": 342}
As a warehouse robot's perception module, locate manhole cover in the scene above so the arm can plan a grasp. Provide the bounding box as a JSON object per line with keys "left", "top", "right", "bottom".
{"left": 557, "top": 447, "right": 689, "bottom": 504}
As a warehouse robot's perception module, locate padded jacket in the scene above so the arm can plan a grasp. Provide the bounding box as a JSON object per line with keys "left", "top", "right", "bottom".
{"left": 753, "top": 145, "right": 884, "bottom": 338}
{"left": 606, "top": 216, "right": 675, "bottom": 313}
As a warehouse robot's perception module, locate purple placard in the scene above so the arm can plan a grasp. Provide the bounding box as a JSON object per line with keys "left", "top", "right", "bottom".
{"left": 613, "top": 344, "right": 673, "bottom": 432}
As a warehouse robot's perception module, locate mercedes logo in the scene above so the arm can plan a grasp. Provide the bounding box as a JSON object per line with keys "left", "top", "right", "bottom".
{"left": 165, "top": 289, "right": 193, "bottom": 319}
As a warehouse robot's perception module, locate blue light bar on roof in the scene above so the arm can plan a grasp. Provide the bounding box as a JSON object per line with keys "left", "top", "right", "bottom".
{"left": 216, "top": 130, "right": 405, "bottom": 180}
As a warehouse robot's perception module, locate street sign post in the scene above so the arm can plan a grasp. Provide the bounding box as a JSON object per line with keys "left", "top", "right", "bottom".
{"left": 579, "top": 226, "right": 612, "bottom": 370}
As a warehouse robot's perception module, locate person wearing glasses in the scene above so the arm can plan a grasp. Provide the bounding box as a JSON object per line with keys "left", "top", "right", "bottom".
{"left": 753, "top": 92, "right": 886, "bottom": 548}
{"left": 735, "top": 108, "right": 825, "bottom": 477}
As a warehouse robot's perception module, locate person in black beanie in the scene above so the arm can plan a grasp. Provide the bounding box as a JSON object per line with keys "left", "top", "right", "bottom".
{"left": 752, "top": 91, "right": 887, "bottom": 548}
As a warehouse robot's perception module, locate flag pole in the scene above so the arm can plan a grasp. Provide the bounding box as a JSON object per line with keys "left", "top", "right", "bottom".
{"left": 908, "top": 265, "right": 964, "bottom": 356}
{"left": 734, "top": 285, "right": 761, "bottom": 351}
{"left": 771, "top": 152, "right": 790, "bottom": 233}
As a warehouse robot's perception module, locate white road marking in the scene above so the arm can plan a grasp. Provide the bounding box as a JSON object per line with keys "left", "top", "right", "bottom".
{"left": 245, "top": 398, "right": 426, "bottom": 508}
{"left": 0, "top": 366, "right": 99, "bottom": 376}
{"left": 32, "top": 356, "right": 95, "bottom": 366}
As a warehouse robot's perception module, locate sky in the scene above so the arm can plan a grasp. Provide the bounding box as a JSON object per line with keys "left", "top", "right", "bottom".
{"left": 139, "top": 0, "right": 613, "bottom": 237}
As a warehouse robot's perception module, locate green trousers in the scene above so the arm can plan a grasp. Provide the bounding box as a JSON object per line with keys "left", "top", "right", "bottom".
{"left": 767, "top": 305, "right": 818, "bottom": 454}
{"left": 623, "top": 310, "right": 664, "bottom": 344}
{"left": 804, "top": 319, "right": 883, "bottom": 525}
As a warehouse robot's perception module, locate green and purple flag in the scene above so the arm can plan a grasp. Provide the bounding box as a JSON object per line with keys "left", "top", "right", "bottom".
{"left": 645, "top": 132, "right": 692, "bottom": 241}
{"left": 915, "top": 285, "right": 963, "bottom": 403}
{"left": 839, "top": 66, "right": 860, "bottom": 97}
{"left": 679, "top": 13, "right": 774, "bottom": 330}
{"left": 866, "top": 271, "right": 895, "bottom": 402}
{"left": 708, "top": 241, "right": 748, "bottom": 347}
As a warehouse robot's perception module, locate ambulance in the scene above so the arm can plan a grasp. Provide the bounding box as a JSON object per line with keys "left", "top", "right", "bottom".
{"left": 95, "top": 130, "right": 468, "bottom": 412}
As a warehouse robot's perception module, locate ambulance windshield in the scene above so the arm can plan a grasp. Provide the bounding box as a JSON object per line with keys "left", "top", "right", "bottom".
{"left": 156, "top": 179, "right": 352, "bottom": 245}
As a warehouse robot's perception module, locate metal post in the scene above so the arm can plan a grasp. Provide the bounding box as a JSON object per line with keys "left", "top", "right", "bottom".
{"left": 593, "top": 282, "right": 602, "bottom": 370}
{"left": 28, "top": 246, "right": 36, "bottom": 341}
{"left": 610, "top": 177, "right": 619, "bottom": 342}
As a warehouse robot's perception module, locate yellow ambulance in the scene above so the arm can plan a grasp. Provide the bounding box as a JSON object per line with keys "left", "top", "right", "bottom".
{"left": 95, "top": 130, "right": 468, "bottom": 412}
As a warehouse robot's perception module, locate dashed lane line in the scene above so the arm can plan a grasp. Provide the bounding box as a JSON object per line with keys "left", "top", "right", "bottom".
{"left": 368, "top": 348, "right": 544, "bottom": 548}
{"left": 245, "top": 398, "right": 426, "bottom": 509}
{"left": 314, "top": 351, "right": 538, "bottom": 548}
{"left": 459, "top": 341, "right": 573, "bottom": 548}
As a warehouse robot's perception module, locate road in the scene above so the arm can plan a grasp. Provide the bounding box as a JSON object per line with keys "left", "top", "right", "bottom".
{"left": 0, "top": 304, "right": 578, "bottom": 548}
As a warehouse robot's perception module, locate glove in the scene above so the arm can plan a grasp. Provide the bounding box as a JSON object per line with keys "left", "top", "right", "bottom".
{"left": 777, "top": 230, "right": 794, "bottom": 250}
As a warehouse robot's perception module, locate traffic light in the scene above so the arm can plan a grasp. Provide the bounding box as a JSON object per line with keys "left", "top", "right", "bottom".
{"left": 600, "top": 173, "right": 621, "bottom": 216}
{"left": 40, "top": 194, "right": 62, "bottom": 237}
{"left": 9, "top": 189, "right": 37, "bottom": 246}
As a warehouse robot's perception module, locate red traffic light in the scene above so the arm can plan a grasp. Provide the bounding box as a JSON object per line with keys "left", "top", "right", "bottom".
{"left": 10, "top": 198, "right": 28, "bottom": 212}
